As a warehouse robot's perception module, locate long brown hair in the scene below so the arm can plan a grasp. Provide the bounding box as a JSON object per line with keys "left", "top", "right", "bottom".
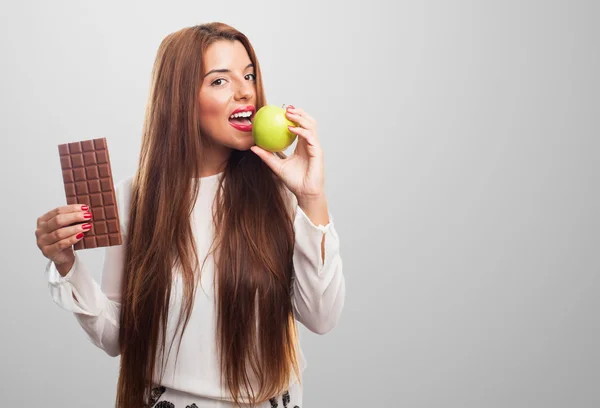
{"left": 116, "top": 23, "right": 301, "bottom": 407}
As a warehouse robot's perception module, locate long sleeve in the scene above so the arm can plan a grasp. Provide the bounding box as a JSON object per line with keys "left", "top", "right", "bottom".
{"left": 46, "top": 178, "right": 131, "bottom": 357}
{"left": 291, "top": 200, "right": 346, "bottom": 335}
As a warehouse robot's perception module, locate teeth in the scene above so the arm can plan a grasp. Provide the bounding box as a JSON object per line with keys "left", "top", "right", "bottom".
{"left": 229, "top": 111, "right": 253, "bottom": 119}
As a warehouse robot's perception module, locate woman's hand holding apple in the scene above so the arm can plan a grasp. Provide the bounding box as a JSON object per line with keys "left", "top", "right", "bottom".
{"left": 251, "top": 105, "right": 325, "bottom": 203}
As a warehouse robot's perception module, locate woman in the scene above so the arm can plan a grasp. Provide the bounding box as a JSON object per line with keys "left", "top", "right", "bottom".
{"left": 36, "top": 22, "right": 345, "bottom": 408}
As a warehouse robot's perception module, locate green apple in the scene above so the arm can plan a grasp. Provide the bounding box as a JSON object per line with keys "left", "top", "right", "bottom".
{"left": 252, "top": 105, "right": 297, "bottom": 152}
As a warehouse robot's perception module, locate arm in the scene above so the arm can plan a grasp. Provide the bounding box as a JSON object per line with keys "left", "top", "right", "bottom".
{"left": 46, "top": 178, "right": 131, "bottom": 357}
{"left": 290, "top": 193, "right": 346, "bottom": 335}
{"left": 250, "top": 104, "right": 344, "bottom": 334}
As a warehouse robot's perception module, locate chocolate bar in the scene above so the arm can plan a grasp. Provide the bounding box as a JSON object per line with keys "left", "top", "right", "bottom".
{"left": 58, "top": 137, "right": 122, "bottom": 250}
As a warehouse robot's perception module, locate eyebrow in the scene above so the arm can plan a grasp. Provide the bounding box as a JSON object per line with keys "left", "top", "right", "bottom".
{"left": 204, "top": 63, "right": 254, "bottom": 78}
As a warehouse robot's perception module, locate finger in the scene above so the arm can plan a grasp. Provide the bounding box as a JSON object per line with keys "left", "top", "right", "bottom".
{"left": 44, "top": 209, "right": 93, "bottom": 235}
{"left": 39, "top": 222, "right": 92, "bottom": 247}
{"left": 285, "top": 110, "right": 314, "bottom": 131}
{"left": 41, "top": 232, "right": 85, "bottom": 260}
{"left": 250, "top": 146, "right": 284, "bottom": 175}
{"left": 286, "top": 107, "right": 316, "bottom": 125}
{"left": 38, "top": 204, "right": 89, "bottom": 226}
{"left": 288, "top": 126, "right": 318, "bottom": 147}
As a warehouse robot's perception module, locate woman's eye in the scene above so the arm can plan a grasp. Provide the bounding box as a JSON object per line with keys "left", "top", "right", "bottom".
{"left": 211, "top": 78, "right": 226, "bottom": 86}
{"left": 245, "top": 73, "right": 256, "bottom": 81}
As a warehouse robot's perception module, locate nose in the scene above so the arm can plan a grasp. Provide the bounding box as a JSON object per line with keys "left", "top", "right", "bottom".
{"left": 234, "top": 79, "right": 254, "bottom": 101}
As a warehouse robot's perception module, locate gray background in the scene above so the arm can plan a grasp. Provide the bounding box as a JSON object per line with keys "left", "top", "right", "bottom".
{"left": 1, "top": 0, "right": 598, "bottom": 406}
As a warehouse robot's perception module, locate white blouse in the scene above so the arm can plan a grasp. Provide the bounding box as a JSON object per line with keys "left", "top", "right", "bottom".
{"left": 46, "top": 171, "right": 345, "bottom": 403}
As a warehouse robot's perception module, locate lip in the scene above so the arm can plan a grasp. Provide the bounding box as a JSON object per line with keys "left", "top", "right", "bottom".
{"left": 229, "top": 105, "right": 256, "bottom": 117}
{"left": 229, "top": 121, "right": 253, "bottom": 132}
{"left": 228, "top": 105, "right": 255, "bottom": 133}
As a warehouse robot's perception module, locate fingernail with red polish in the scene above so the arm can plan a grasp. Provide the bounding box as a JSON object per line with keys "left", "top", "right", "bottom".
{"left": 81, "top": 205, "right": 88, "bottom": 211}
{"left": 82, "top": 223, "right": 92, "bottom": 230}
{"left": 76, "top": 233, "right": 84, "bottom": 239}
{"left": 84, "top": 212, "right": 92, "bottom": 219}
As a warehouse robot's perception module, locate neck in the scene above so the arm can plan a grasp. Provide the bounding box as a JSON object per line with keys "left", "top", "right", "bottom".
{"left": 196, "top": 141, "right": 231, "bottom": 178}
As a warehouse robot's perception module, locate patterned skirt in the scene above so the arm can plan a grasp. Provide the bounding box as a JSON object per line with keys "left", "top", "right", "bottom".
{"left": 147, "top": 380, "right": 302, "bottom": 408}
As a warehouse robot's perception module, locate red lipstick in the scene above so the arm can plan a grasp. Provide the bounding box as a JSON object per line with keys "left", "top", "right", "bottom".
{"left": 228, "top": 105, "right": 255, "bottom": 133}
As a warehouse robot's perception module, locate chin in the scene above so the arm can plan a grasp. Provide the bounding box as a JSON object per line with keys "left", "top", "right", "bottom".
{"left": 231, "top": 133, "right": 255, "bottom": 151}
{"left": 207, "top": 126, "right": 255, "bottom": 152}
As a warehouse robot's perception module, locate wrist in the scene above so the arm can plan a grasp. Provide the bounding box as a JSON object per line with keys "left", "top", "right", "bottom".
{"left": 297, "top": 193, "right": 329, "bottom": 227}
{"left": 55, "top": 256, "right": 75, "bottom": 277}
{"left": 296, "top": 191, "right": 326, "bottom": 207}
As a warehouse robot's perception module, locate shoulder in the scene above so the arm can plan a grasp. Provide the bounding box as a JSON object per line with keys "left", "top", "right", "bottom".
{"left": 115, "top": 174, "right": 135, "bottom": 197}
{"left": 114, "top": 174, "right": 135, "bottom": 235}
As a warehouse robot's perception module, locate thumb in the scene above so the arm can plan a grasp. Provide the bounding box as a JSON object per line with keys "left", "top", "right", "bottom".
{"left": 250, "top": 146, "right": 283, "bottom": 175}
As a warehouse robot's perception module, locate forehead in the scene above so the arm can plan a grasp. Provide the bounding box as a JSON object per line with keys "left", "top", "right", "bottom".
{"left": 203, "top": 40, "right": 252, "bottom": 72}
